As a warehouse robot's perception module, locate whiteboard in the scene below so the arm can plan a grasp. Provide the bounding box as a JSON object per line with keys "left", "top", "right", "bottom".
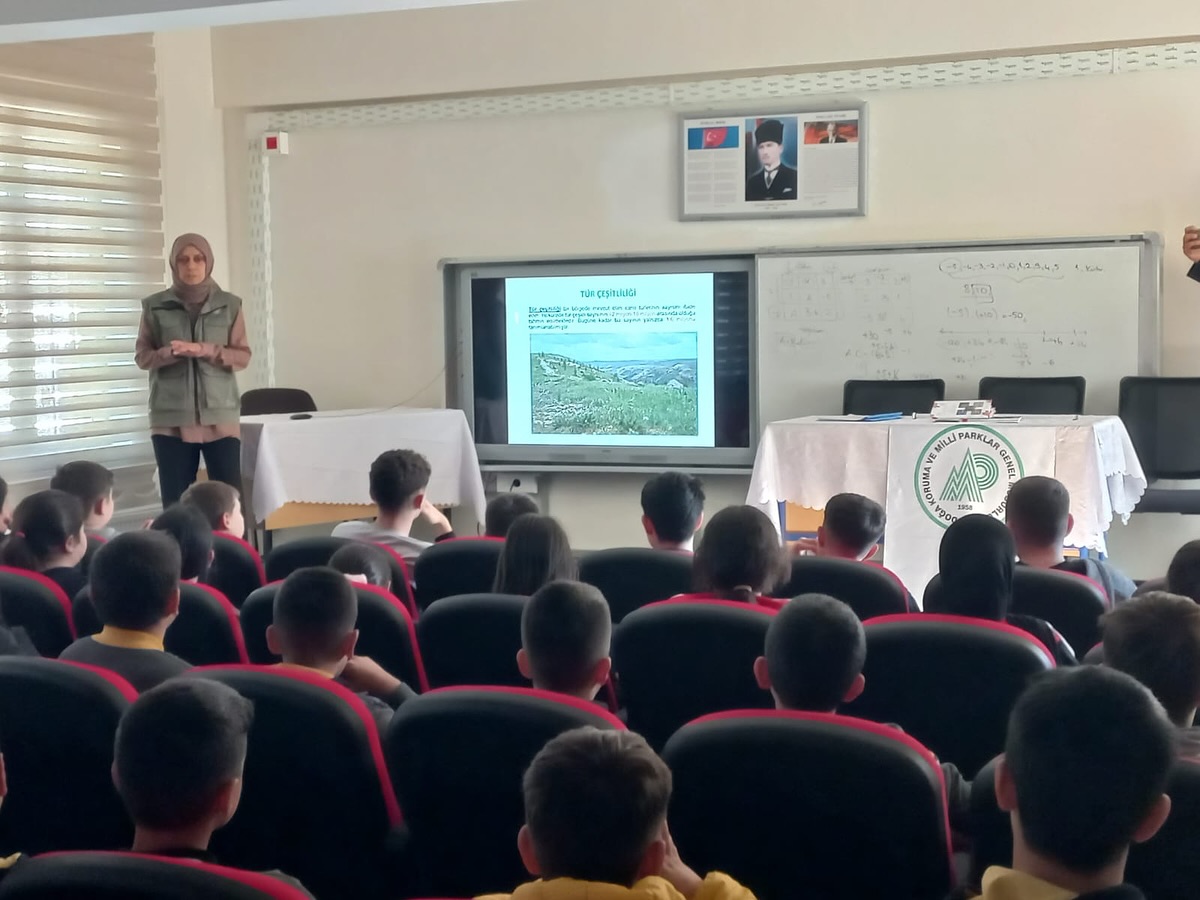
{"left": 756, "top": 237, "right": 1160, "bottom": 424}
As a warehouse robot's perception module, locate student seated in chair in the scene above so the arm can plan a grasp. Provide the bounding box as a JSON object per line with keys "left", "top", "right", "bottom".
{"left": 493, "top": 514, "right": 578, "bottom": 596}
{"left": 1102, "top": 591, "right": 1200, "bottom": 760}
{"left": 50, "top": 460, "right": 116, "bottom": 545}
{"left": 150, "top": 504, "right": 214, "bottom": 584}
{"left": 690, "top": 505, "right": 789, "bottom": 606}
{"left": 114, "top": 679, "right": 313, "bottom": 896}
{"left": 328, "top": 542, "right": 393, "bottom": 592}
{"left": 181, "top": 480, "right": 246, "bottom": 538}
{"left": 753, "top": 593, "right": 970, "bottom": 828}
{"left": 1132, "top": 539, "right": 1200, "bottom": 601}
{"left": 266, "top": 566, "right": 416, "bottom": 729}
{"left": 931, "top": 515, "right": 1077, "bottom": 666}
{"left": 0, "top": 489, "right": 89, "bottom": 600}
{"left": 518, "top": 580, "right": 612, "bottom": 702}
{"left": 966, "top": 667, "right": 1174, "bottom": 900}
{"left": 331, "top": 449, "right": 455, "bottom": 564}
{"left": 479, "top": 726, "right": 754, "bottom": 900}
{"left": 60, "top": 531, "right": 190, "bottom": 691}
{"left": 640, "top": 472, "right": 705, "bottom": 553}
{"left": 1006, "top": 476, "right": 1136, "bottom": 604}
{"left": 485, "top": 493, "right": 539, "bottom": 539}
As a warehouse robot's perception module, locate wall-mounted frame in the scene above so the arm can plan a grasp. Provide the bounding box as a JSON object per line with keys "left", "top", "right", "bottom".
{"left": 680, "top": 101, "right": 867, "bottom": 221}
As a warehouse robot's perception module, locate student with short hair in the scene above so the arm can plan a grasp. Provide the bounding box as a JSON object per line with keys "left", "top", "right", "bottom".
{"left": 50, "top": 460, "right": 116, "bottom": 539}
{"left": 479, "top": 727, "right": 753, "bottom": 900}
{"left": 794, "top": 492, "right": 884, "bottom": 562}
{"left": 150, "top": 504, "right": 214, "bottom": 583}
{"left": 639, "top": 472, "right": 705, "bottom": 553}
{"left": 266, "top": 566, "right": 416, "bottom": 729}
{"left": 518, "top": 581, "right": 612, "bottom": 701}
{"left": 977, "top": 667, "right": 1174, "bottom": 900}
{"left": 0, "top": 489, "right": 88, "bottom": 599}
{"left": 1006, "top": 476, "right": 1136, "bottom": 604}
{"left": 59, "top": 531, "right": 190, "bottom": 691}
{"left": 1102, "top": 590, "right": 1200, "bottom": 758}
{"left": 485, "top": 493, "right": 539, "bottom": 539}
{"left": 931, "top": 515, "right": 1077, "bottom": 666}
{"left": 331, "top": 449, "right": 455, "bottom": 563}
{"left": 113, "top": 679, "right": 312, "bottom": 895}
{"left": 754, "top": 593, "right": 970, "bottom": 827}
{"left": 181, "top": 480, "right": 245, "bottom": 538}
{"left": 1135, "top": 539, "right": 1200, "bottom": 601}
{"left": 493, "top": 514, "right": 578, "bottom": 596}
{"left": 691, "top": 506, "right": 789, "bottom": 606}
{"left": 328, "top": 542, "right": 393, "bottom": 591}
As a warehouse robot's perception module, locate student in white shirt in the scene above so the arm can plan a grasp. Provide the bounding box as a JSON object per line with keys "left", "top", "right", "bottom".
{"left": 331, "top": 449, "right": 454, "bottom": 563}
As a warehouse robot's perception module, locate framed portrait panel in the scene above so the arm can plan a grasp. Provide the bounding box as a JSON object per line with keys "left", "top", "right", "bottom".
{"left": 680, "top": 102, "right": 867, "bottom": 220}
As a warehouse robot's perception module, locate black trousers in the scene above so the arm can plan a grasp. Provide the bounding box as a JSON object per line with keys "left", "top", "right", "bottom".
{"left": 152, "top": 434, "right": 243, "bottom": 508}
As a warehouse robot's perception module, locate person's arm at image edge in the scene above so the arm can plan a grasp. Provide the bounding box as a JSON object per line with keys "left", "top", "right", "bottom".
{"left": 1184, "top": 226, "right": 1200, "bottom": 282}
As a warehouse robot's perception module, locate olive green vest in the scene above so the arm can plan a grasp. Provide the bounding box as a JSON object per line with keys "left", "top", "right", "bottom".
{"left": 142, "top": 289, "right": 243, "bottom": 428}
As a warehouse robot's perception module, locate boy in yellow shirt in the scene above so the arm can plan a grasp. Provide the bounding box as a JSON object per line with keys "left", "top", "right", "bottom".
{"left": 479, "top": 727, "right": 754, "bottom": 900}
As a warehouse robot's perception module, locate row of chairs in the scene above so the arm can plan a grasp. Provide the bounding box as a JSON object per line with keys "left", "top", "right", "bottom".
{"left": 0, "top": 623, "right": 1043, "bottom": 900}
{"left": 843, "top": 375, "right": 1087, "bottom": 416}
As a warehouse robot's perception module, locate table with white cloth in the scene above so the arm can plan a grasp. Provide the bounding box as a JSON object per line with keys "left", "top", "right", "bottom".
{"left": 747, "top": 415, "right": 1147, "bottom": 599}
{"left": 240, "top": 407, "right": 487, "bottom": 534}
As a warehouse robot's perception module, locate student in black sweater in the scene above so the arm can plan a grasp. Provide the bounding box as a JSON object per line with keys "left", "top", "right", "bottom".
{"left": 0, "top": 489, "right": 88, "bottom": 599}
{"left": 266, "top": 566, "right": 416, "bottom": 729}
{"left": 59, "top": 531, "right": 190, "bottom": 691}
{"left": 113, "top": 679, "right": 312, "bottom": 896}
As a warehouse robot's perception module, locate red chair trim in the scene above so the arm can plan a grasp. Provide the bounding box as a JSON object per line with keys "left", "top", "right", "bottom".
{"left": 214, "top": 533, "right": 267, "bottom": 586}
{"left": 433, "top": 536, "right": 504, "bottom": 544}
{"left": 357, "top": 582, "right": 430, "bottom": 693}
{"left": 686, "top": 708, "right": 955, "bottom": 885}
{"left": 426, "top": 684, "right": 627, "bottom": 730}
{"left": 189, "top": 583, "right": 250, "bottom": 664}
{"left": 55, "top": 659, "right": 139, "bottom": 702}
{"left": 1055, "top": 568, "right": 1112, "bottom": 609}
{"left": 863, "top": 562, "right": 915, "bottom": 608}
{"left": 195, "top": 664, "right": 403, "bottom": 827}
{"left": 370, "top": 543, "right": 418, "bottom": 619}
{"left": 868, "top": 613, "right": 1056, "bottom": 668}
{"left": 36, "top": 851, "right": 312, "bottom": 899}
{"left": 0, "top": 566, "right": 76, "bottom": 638}
{"left": 649, "top": 596, "right": 779, "bottom": 616}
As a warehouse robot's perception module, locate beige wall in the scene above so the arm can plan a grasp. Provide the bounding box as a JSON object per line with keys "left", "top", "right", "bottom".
{"left": 211, "top": 0, "right": 1200, "bottom": 108}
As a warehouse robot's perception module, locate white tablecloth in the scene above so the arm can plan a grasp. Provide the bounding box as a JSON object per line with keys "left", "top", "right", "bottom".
{"left": 747, "top": 415, "right": 1147, "bottom": 594}
{"left": 241, "top": 407, "right": 487, "bottom": 527}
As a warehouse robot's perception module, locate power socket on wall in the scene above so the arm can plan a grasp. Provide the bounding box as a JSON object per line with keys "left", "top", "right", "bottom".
{"left": 488, "top": 472, "right": 540, "bottom": 495}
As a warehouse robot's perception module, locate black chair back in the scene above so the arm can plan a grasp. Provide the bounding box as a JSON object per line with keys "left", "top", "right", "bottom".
{"left": 0, "top": 658, "right": 134, "bottom": 856}
{"left": 413, "top": 538, "right": 504, "bottom": 611}
{"left": 385, "top": 686, "right": 625, "bottom": 898}
{"left": 924, "top": 568, "right": 1107, "bottom": 657}
{"left": 264, "top": 537, "right": 351, "bottom": 583}
{"left": 239, "top": 388, "right": 316, "bottom": 417}
{"left": 979, "top": 376, "right": 1086, "bottom": 414}
{"left": 416, "top": 593, "right": 526, "bottom": 688}
{"left": 240, "top": 583, "right": 428, "bottom": 690}
{"left": 776, "top": 557, "right": 910, "bottom": 620}
{"left": 0, "top": 852, "right": 315, "bottom": 899}
{"left": 843, "top": 379, "right": 945, "bottom": 416}
{"left": 611, "top": 599, "right": 776, "bottom": 750}
{"left": 205, "top": 533, "right": 266, "bottom": 608}
{"left": 185, "top": 665, "right": 401, "bottom": 900}
{"left": 664, "top": 710, "right": 953, "bottom": 900}
{"left": 0, "top": 568, "right": 75, "bottom": 657}
{"left": 578, "top": 548, "right": 694, "bottom": 621}
{"left": 845, "top": 614, "right": 1054, "bottom": 774}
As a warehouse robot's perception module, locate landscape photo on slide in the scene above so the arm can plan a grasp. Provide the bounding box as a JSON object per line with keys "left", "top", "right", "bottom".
{"left": 530, "top": 332, "right": 699, "bottom": 436}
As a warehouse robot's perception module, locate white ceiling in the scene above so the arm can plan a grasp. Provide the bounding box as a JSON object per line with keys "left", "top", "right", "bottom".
{"left": 0, "top": 0, "right": 517, "bottom": 43}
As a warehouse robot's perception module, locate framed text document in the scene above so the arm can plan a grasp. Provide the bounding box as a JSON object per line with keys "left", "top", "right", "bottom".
{"left": 680, "top": 103, "right": 867, "bottom": 221}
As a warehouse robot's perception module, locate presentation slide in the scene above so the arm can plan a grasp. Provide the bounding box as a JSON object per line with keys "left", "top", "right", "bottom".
{"left": 504, "top": 273, "right": 716, "bottom": 447}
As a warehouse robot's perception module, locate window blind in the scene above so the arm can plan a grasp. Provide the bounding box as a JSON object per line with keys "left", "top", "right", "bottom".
{"left": 0, "top": 35, "right": 162, "bottom": 482}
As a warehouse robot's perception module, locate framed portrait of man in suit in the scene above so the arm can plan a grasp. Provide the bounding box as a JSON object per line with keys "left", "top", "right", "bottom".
{"left": 680, "top": 103, "right": 866, "bottom": 221}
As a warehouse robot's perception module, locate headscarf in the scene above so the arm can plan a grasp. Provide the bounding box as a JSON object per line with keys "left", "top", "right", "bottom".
{"left": 932, "top": 514, "right": 1015, "bottom": 621}
{"left": 169, "top": 233, "right": 217, "bottom": 306}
